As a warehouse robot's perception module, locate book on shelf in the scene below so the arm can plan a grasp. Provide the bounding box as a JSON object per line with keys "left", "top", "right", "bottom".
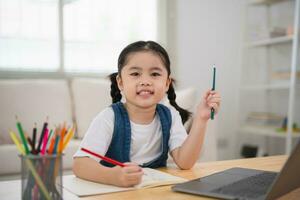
{"left": 249, "top": 0, "right": 288, "bottom": 5}
{"left": 249, "top": 26, "right": 289, "bottom": 41}
{"left": 241, "top": 124, "right": 300, "bottom": 136}
{"left": 63, "top": 168, "right": 187, "bottom": 197}
{"left": 246, "top": 112, "right": 285, "bottom": 127}
{"left": 272, "top": 71, "right": 300, "bottom": 80}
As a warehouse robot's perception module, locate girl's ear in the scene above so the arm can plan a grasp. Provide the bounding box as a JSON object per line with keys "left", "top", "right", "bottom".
{"left": 116, "top": 75, "right": 123, "bottom": 91}
{"left": 165, "top": 77, "right": 171, "bottom": 92}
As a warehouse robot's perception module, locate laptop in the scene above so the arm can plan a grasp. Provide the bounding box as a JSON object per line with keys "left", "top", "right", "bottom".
{"left": 172, "top": 141, "right": 300, "bottom": 200}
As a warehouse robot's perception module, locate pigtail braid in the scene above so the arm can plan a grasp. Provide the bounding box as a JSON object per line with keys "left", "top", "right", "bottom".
{"left": 109, "top": 72, "right": 122, "bottom": 103}
{"left": 167, "top": 80, "right": 191, "bottom": 124}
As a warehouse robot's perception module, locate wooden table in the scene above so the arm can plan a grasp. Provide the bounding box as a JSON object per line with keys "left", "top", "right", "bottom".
{"left": 81, "top": 155, "right": 300, "bottom": 200}
{"left": 1, "top": 155, "right": 299, "bottom": 199}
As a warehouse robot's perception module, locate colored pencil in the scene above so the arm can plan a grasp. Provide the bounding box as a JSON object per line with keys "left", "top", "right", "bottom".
{"left": 81, "top": 147, "right": 125, "bottom": 167}
{"left": 9, "top": 131, "right": 25, "bottom": 155}
{"left": 62, "top": 126, "right": 75, "bottom": 151}
{"left": 32, "top": 123, "right": 37, "bottom": 152}
{"left": 210, "top": 66, "right": 216, "bottom": 120}
{"left": 53, "top": 135, "right": 60, "bottom": 154}
{"left": 47, "top": 135, "right": 56, "bottom": 155}
{"left": 26, "top": 137, "right": 34, "bottom": 152}
{"left": 41, "top": 128, "right": 49, "bottom": 155}
{"left": 15, "top": 116, "right": 30, "bottom": 154}
{"left": 37, "top": 117, "right": 48, "bottom": 153}
{"left": 58, "top": 123, "right": 66, "bottom": 154}
{"left": 45, "top": 129, "right": 53, "bottom": 148}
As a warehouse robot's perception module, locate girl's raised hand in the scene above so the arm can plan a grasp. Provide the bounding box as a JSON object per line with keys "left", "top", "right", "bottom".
{"left": 196, "top": 90, "right": 221, "bottom": 121}
{"left": 112, "top": 162, "right": 144, "bottom": 187}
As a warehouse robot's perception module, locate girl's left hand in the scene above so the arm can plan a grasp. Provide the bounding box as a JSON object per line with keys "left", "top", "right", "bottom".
{"left": 196, "top": 90, "right": 221, "bottom": 121}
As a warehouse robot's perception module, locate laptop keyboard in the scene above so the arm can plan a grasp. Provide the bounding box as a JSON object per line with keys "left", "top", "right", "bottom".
{"left": 211, "top": 172, "right": 277, "bottom": 199}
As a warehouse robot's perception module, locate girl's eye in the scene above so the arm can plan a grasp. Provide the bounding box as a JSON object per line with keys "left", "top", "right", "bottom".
{"left": 151, "top": 72, "right": 161, "bottom": 77}
{"left": 130, "top": 72, "right": 140, "bottom": 76}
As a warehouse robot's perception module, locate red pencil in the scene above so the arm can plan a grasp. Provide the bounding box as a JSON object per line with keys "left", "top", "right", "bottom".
{"left": 81, "top": 147, "right": 125, "bottom": 167}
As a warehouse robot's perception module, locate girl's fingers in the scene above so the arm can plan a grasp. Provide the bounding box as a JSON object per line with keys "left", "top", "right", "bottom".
{"left": 206, "top": 91, "right": 220, "bottom": 100}
{"left": 203, "top": 90, "right": 221, "bottom": 110}
{"left": 126, "top": 171, "right": 144, "bottom": 181}
{"left": 203, "top": 90, "right": 211, "bottom": 100}
{"left": 207, "top": 96, "right": 221, "bottom": 104}
{"left": 209, "top": 103, "right": 219, "bottom": 112}
{"left": 123, "top": 165, "right": 142, "bottom": 173}
{"left": 208, "top": 98, "right": 221, "bottom": 104}
{"left": 124, "top": 171, "right": 143, "bottom": 186}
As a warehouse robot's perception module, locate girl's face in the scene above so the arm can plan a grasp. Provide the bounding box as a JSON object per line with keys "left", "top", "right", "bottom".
{"left": 117, "top": 51, "right": 171, "bottom": 109}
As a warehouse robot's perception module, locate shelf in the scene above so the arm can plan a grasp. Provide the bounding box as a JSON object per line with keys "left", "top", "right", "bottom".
{"left": 249, "top": 0, "right": 289, "bottom": 5}
{"left": 240, "top": 82, "right": 300, "bottom": 91}
{"left": 239, "top": 125, "right": 300, "bottom": 138}
{"left": 240, "top": 82, "right": 289, "bottom": 90}
{"left": 245, "top": 35, "right": 293, "bottom": 47}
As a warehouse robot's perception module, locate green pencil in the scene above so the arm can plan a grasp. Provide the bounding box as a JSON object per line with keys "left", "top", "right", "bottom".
{"left": 16, "top": 116, "right": 30, "bottom": 154}
{"left": 210, "top": 66, "right": 216, "bottom": 120}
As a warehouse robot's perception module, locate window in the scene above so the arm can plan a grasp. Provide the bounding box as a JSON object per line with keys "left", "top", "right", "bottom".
{"left": 0, "top": 0, "right": 59, "bottom": 71}
{"left": 0, "top": 0, "right": 163, "bottom": 74}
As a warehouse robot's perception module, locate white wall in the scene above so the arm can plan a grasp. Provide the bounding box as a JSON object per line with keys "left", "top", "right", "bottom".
{"left": 167, "top": 0, "right": 244, "bottom": 160}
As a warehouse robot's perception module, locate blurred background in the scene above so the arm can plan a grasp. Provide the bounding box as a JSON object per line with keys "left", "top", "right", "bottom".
{"left": 0, "top": 0, "right": 299, "bottom": 178}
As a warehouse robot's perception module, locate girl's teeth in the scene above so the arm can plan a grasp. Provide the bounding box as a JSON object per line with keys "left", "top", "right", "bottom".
{"left": 140, "top": 91, "right": 150, "bottom": 95}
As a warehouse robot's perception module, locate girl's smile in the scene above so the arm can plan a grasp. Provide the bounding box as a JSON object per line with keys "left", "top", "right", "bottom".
{"left": 136, "top": 89, "right": 154, "bottom": 98}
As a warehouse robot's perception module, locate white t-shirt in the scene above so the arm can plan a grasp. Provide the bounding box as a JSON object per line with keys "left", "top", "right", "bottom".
{"left": 73, "top": 106, "right": 188, "bottom": 165}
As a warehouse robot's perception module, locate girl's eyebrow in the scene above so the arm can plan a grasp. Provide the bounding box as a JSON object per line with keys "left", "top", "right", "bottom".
{"left": 150, "top": 67, "right": 163, "bottom": 71}
{"left": 128, "top": 66, "right": 163, "bottom": 71}
{"left": 128, "top": 66, "right": 142, "bottom": 71}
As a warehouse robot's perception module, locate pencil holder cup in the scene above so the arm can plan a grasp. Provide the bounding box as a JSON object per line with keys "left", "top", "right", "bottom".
{"left": 20, "top": 154, "right": 63, "bottom": 200}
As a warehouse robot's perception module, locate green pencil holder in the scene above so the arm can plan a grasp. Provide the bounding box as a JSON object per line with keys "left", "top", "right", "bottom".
{"left": 20, "top": 154, "right": 63, "bottom": 200}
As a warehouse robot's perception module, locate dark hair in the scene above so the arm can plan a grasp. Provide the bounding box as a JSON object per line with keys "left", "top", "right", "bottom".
{"left": 109, "top": 41, "right": 191, "bottom": 124}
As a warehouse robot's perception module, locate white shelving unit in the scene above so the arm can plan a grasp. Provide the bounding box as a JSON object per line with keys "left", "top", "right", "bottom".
{"left": 238, "top": 0, "right": 300, "bottom": 155}
{"left": 246, "top": 35, "right": 293, "bottom": 47}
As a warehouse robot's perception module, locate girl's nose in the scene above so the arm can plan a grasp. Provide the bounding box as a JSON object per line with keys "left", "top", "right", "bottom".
{"left": 139, "top": 78, "right": 152, "bottom": 86}
{"left": 139, "top": 75, "right": 153, "bottom": 86}
{"left": 139, "top": 80, "right": 152, "bottom": 86}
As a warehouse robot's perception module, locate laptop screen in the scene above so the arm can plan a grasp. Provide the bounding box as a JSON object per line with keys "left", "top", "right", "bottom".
{"left": 266, "top": 141, "right": 300, "bottom": 199}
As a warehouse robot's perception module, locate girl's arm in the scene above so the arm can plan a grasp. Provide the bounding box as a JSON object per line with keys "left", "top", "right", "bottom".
{"left": 73, "top": 157, "right": 144, "bottom": 187}
{"left": 171, "top": 90, "right": 221, "bottom": 169}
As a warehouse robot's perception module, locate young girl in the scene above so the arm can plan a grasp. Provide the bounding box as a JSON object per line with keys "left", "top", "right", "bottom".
{"left": 73, "top": 41, "right": 221, "bottom": 187}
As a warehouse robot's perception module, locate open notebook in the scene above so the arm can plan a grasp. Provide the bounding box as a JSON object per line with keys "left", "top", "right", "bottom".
{"left": 63, "top": 168, "right": 187, "bottom": 197}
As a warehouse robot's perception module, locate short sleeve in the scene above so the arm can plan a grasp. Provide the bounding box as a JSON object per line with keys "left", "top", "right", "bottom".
{"left": 168, "top": 107, "right": 188, "bottom": 152}
{"left": 73, "top": 107, "right": 114, "bottom": 162}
